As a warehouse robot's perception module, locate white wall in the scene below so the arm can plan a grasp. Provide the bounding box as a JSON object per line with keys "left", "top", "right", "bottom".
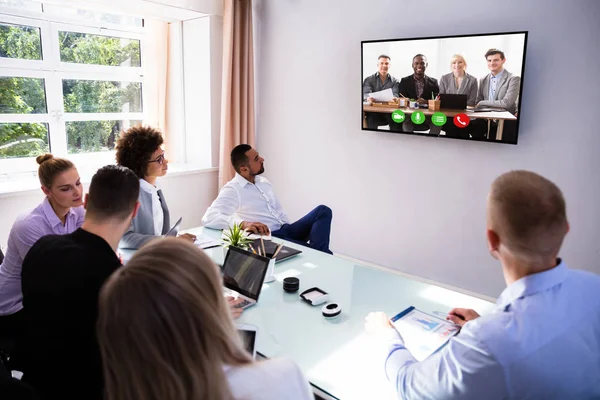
{"left": 253, "top": 0, "right": 600, "bottom": 298}
{"left": 0, "top": 170, "right": 218, "bottom": 250}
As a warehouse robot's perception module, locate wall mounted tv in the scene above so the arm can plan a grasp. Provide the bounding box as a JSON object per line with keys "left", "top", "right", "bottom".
{"left": 361, "top": 31, "right": 527, "bottom": 144}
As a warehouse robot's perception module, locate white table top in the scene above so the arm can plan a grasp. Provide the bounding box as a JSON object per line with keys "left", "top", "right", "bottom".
{"left": 186, "top": 227, "right": 496, "bottom": 399}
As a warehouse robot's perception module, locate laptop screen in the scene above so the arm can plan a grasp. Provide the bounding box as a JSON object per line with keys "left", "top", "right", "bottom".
{"left": 222, "top": 247, "right": 269, "bottom": 300}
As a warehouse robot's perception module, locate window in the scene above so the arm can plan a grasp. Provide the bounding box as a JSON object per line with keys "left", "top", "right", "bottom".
{"left": 0, "top": 5, "right": 145, "bottom": 172}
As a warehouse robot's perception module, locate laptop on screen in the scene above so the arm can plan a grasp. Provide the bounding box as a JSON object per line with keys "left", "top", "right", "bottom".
{"left": 439, "top": 94, "right": 467, "bottom": 110}
{"left": 222, "top": 246, "right": 270, "bottom": 309}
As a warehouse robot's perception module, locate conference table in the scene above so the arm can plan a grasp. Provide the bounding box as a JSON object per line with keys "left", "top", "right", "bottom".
{"left": 183, "top": 227, "right": 496, "bottom": 400}
{"left": 363, "top": 104, "right": 517, "bottom": 140}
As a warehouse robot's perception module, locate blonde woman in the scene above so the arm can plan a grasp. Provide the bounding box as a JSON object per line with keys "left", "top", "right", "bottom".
{"left": 97, "top": 238, "right": 313, "bottom": 400}
{"left": 438, "top": 54, "right": 478, "bottom": 106}
{"left": 0, "top": 154, "right": 84, "bottom": 337}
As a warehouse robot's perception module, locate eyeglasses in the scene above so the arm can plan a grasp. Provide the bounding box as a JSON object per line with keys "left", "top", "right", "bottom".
{"left": 148, "top": 151, "right": 166, "bottom": 165}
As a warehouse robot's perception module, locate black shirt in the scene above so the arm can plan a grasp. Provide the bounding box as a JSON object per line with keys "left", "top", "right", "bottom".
{"left": 14, "top": 229, "right": 121, "bottom": 400}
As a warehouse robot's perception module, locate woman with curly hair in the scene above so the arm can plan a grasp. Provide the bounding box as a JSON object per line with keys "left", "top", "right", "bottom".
{"left": 115, "top": 125, "right": 195, "bottom": 249}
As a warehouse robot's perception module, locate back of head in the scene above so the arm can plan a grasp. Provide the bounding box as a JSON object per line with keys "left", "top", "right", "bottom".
{"left": 97, "top": 238, "right": 252, "bottom": 400}
{"left": 488, "top": 170, "right": 568, "bottom": 264}
{"left": 85, "top": 165, "right": 139, "bottom": 222}
{"left": 115, "top": 125, "right": 164, "bottom": 179}
{"left": 36, "top": 153, "right": 74, "bottom": 188}
{"left": 230, "top": 144, "right": 252, "bottom": 174}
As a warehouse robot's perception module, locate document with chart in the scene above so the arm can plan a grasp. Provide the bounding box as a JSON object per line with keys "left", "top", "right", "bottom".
{"left": 391, "top": 306, "right": 460, "bottom": 361}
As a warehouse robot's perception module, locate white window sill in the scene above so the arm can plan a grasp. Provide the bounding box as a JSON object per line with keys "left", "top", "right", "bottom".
{"left": 0, "top": 164, "right": 218, "bottom": 199}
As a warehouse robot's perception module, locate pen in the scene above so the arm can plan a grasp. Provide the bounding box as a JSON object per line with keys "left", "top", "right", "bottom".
{"left": 272, "top": 243, "right": 284, "bottom": 259}
{"left": 260, "top": 237, "right": 266, "bottom": 257}
{"left": 248, "top": 244, "right": 257, "bottom": 254}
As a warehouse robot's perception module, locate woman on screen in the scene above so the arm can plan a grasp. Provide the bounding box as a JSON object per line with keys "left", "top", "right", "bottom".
{"left": 115, "top": 125, "right": 195, "bottom": 249}
{"left": 97, "top": 239, "right": 313, "bottom": 400}
{"left": 438, "top": 54, "right": 478, "bottom": 107}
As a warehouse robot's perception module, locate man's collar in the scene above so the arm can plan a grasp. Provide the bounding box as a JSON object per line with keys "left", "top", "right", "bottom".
{"left": 233, "top": 173, "right": 252, "bottom": 187}
{"left": 497, "top": 259, "right": 567, "bottom": 309}
{"left": 42, "top": 197, "right": 74, "bottom": 228}
{"left": 491, "top": 69, "right": 505, "bottom": 79}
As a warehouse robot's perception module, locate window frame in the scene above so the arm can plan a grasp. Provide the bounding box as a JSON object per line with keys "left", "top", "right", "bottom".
{"left": 0, "top": 10, "right": 146, "bottom": 173}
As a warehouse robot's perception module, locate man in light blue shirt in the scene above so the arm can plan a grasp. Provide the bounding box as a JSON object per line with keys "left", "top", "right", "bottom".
{"left": 366, "top": 170, "right": 600, "bottom": 399}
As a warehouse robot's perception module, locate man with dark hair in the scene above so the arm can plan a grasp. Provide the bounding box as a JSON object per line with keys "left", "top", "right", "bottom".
{"left": 398, "top": 54, "right": 441, "bottom": 134}
{"left": 472, "top": 48, "right": 521, "bottom": 142}
{"left": 365, "top": 170, "right": 600, "bottom": 398}
{"left": 362, "top": 54, "right": 401, "bottom": 130}
{"left": 203, "top": 145, "right": 333, "bottom": 254}
{"left": 12, "top": 165, "right": 141, "bottom": 400}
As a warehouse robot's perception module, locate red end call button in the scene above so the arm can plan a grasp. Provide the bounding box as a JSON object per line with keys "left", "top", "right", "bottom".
{"left": 453, "top": 114, "right": 470, "bottom": 128}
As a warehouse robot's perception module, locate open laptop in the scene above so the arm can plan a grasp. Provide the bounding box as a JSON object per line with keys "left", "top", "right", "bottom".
{"left": 164, "top": 217, "right": 182, "bottom": 237}
{"left": 439, "top": 93, "right": 467, "bottom": 110}
{"left": 222, "top": 246, "right": 270, "bottom": 309}
{"left": 251, "top": 239, "right": 302, "bottom": 263}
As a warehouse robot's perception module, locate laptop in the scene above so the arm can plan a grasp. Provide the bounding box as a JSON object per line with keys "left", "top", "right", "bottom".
{"left": 164, "top": 217, "right": 182, "bottom": 237}
{"left": 439, "top": 94, "right": 467, "bottom": 110}
{"left": 222, "top": 246, "right": 270, "bottom": 309}
{"left": 251, "top": 239, "right": 302, "bottom": 263}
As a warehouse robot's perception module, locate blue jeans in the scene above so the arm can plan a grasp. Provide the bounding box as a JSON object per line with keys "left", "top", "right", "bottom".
{"left": 272, "top": 205, "right": 333, "bottom": 254}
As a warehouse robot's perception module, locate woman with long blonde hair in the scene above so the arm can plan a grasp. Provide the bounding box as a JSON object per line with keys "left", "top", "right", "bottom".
{"left": 97, "top": 238, "right": 313, "bottom": 400}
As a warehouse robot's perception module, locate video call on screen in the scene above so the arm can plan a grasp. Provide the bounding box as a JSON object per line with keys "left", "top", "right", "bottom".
{"left": 361, "top": 32, "right": 526, "bottom": 144}
{"left": 222, "top": 251, "right": 266, "bottom": 297}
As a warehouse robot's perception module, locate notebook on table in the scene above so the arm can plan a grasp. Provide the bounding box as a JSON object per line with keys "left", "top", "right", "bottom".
{"left": 391, "top": 306, "right": 460, "bottom": 361}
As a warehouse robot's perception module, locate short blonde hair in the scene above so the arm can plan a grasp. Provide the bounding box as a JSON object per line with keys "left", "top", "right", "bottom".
{"left": 98, "top": 238, "right": 252, "bottom": 400}
{"left": 450, "top": 54, "right": 467, "bottom": 70}
{"left": 488, "top": 170, "right": 568, "bottom": 262}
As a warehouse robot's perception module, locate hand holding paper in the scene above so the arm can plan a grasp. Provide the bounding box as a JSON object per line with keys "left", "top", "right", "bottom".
{"left": 368, "top": 88, "right": 394, "bottom": 102}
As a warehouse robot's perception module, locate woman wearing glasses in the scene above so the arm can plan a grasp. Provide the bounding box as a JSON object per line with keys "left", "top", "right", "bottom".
{"left": 115, "top": 125, "right": 195, "bottom": 249}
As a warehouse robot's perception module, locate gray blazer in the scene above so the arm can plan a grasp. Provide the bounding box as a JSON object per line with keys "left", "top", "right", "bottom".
{"left": 439, "top": 72, "right": 478, "bottom": 106}
{"left": 476, "top": 69, "right": 520, "bottom": 114}
{"left": 119, "top": 189, "right": 171, "bottom": 250}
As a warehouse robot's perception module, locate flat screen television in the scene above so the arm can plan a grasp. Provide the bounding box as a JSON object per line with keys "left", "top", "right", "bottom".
{"left": 361, "top": 31, "right": 527, "bottom": 144}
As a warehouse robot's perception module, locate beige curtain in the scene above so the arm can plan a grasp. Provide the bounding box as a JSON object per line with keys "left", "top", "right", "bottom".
{"left": 142, "top": 19, "right": 170, "bottom": 150}
{"left": 219, "top": 0, "right": 256, "bottom": 188}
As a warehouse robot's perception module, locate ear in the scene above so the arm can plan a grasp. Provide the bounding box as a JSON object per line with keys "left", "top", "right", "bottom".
{"left": 487, "top": 228, "right": 501, "bottom": 260}
{"left": 41, "top": 185, "right": 51, "bottom": 197}
{"left": 83, "top": 193, "right": 90, "bottom": 210}
{"left": 239, "top": 165, "right": 249, "bottom": 174}
{"left": 131, "top": 201, "right": 141, "bottom": 219}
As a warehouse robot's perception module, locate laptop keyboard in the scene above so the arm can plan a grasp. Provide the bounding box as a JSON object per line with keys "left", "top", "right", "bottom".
{"left": 234, "top": 298, "right": 252, "bottom": 309}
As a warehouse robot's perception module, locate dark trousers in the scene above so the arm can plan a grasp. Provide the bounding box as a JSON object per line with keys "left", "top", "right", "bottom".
{"left": 470, "top": 119, "right": 517, "bottom": 143}
{"left": 272, "top": 205, "right": 333, "bottom": 254}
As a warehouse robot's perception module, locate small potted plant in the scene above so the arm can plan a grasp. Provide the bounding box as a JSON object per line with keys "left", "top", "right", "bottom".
{"left": 222, "top": 223, "right": 252, "bottom": 257}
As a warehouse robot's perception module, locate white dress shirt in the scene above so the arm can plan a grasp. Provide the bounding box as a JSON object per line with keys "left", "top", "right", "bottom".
{"left": 202, "top": 173, "right": 290, "bottom": 232}
{"left": 226, "top": 358, "right": 313, "bottom": 400}
{"left": 139, "top": 179, "right": 163, "bottom": 236}
{"left": 378, "top": 260, "right": 600, "bottom": 399}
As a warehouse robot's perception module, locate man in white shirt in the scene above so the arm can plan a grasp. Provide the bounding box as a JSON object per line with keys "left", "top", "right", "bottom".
{"left": 202, "top": 145, "right": 333, "bottom": 254}
{"left": 365, "top": 170, "right": 600, "bottom": 399}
